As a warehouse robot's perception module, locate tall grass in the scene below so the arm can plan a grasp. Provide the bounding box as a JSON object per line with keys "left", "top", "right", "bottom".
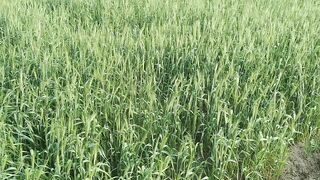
{"left": 0, "top": 0, "right": 320, "bottom": 179}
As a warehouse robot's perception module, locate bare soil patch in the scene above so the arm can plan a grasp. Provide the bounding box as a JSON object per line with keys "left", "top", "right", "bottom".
{"left": 281, "top": 143, "right": 320, "bottom": 180}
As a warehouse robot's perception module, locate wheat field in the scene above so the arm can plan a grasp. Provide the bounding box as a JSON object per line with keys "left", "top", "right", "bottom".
{"left": 0, "top": 0, "right": 320, "bottom": 179}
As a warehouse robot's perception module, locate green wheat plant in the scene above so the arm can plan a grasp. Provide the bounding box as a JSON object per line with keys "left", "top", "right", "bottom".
{"left": 0, "top": 0, "right": 320, "bottom": 179}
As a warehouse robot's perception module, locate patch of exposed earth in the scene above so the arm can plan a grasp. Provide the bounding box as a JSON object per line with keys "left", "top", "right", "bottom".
{"left": 281, "top": 143, "right": 320, "bottom": 180}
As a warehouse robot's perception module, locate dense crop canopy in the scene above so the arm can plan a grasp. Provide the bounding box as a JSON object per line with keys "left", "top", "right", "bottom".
{"left": 0, "top": 0, "right": 320, "bottom": 179}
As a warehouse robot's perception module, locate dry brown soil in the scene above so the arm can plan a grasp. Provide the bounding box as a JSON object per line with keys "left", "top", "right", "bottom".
{"left": 281, "top": 143, "right": 320, "bottom": 180}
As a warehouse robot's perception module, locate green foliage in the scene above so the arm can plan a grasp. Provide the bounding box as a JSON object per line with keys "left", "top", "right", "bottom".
{"left": 0, "top": 0, "right": 320, "bottom": 179}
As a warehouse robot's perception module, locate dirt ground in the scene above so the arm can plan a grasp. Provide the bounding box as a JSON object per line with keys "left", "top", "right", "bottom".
{"left": 281, "top": 143, "right": 320, "bottom": 180}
